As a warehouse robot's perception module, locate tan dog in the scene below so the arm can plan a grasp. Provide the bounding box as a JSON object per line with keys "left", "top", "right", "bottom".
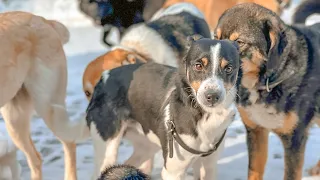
{"left": 0, "top": 11, "right": 89, "bottom": 180}
{"left": 162, "top": 0, "right": 291, "bottom": 31}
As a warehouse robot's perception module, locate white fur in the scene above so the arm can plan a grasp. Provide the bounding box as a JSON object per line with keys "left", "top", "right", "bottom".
{"left": 102, "top": 70, "right": 110, "bottom": 84}
{"left": 150, "top": 2, "right": 205, "bottom": 21}
{"left": 0, "top": 132, "right": 20, "bottom": 180}
{"left": 161, "top": 98, "right": 236, "bottom": 180}
{"left": 120, "top": 24, "right": 178, "bottom": 67}
{"left": 211, "top": 44, "right": 221, "bottom": 75}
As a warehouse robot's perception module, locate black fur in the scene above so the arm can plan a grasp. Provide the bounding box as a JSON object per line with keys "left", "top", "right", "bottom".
{"left": 146, "top": 12, "right": 211, "bottom": 60}
{"left": 98, "top": 164, "right": 150, "bottom": 180}
{"left": 216, "top": 3, "right": 320, "bottom": 179}
{"left": 79, "top": 0, "right": 166, "bottom": 45}
{"left": 292, "top": 0, "right": 320, "bottom": 24}
{"left": 86, "top": 38, "right": 239, "bottom": 166}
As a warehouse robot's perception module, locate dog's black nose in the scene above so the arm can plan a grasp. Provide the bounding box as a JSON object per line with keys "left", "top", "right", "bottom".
{"left": 205, "top": 90, "right": 220, "bottom": 105}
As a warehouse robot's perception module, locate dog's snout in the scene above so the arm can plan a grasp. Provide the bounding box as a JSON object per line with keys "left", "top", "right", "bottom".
{"left": 205, "top": 90, "right": 221, "bottom": 105}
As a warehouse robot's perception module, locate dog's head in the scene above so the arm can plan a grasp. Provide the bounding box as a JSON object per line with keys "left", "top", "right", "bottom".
{"left": 79, "top": 0, "right": 146, "bottom": 43}
{"left": 98, "top": 164, "right": 150, "bottom": 180}
{"left": 82, "top": 47, "right": 148, "bottom": 100}
{"left": 182, "top": 36, "right": 240, "bottom": 111}
{"left": 214, "top": 3, "right": 286, "bottom": 89}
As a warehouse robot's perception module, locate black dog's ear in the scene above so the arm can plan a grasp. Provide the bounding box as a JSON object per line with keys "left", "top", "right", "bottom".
{"left": 264, "top": 18, "right": 286, "bottom": 75}
{"left": 186, "top": 34, "right": 203, "bottom": 52}
{"left": 188, "top": 34, "right": 203, "bottom": 42}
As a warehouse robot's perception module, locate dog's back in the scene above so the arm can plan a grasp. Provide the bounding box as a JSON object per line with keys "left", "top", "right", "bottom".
{"left": 0, "top": 11, "right": 69, "bottom": 107}
{"left": 86, "top": 62, "right": 176, "bottom": 140}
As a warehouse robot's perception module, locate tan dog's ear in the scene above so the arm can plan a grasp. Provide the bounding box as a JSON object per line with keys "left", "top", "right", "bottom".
{"left": 122, "top": 54, "right": 137, "bottom": 65}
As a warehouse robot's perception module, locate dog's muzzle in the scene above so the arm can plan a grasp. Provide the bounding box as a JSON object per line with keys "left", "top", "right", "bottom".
{"left": 197, "top": 78, "right": 225, "bottom": 108}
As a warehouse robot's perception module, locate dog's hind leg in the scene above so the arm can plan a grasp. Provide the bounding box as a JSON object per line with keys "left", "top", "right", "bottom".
{"left": 124, "top": 130, "right": 158, "bottom": 175}
{"left": 23, "top": 60, "right": 90, "bottom": 180}
{"left": 89, "top": 121, "right": 128, "bottom": 179}
{"left": 1, "top": 87, "right": 42, "bottom": 180}
{"left": 100, "top": 122, "right": 128, "bottom": 172}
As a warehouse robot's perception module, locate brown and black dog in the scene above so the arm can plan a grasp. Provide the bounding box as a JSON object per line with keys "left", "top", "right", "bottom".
{"left": 215, "top": 2, "right": 320, "bottom": 180}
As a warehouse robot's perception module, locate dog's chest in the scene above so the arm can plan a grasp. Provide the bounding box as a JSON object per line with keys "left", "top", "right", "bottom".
{"left": 243, "top": 90, "right": 286, "bottom": 129}
{"left": 182, "top": 107, "right": 235, "bottom": 152}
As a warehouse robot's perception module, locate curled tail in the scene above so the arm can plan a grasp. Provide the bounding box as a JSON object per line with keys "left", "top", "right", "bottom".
{"left": 48, "top": 20, "right": 70, "bottom": 44}
{"left": 98, "top": 164, "right": 150, "bottom": 180}
{"left": 292, "top": 0, "right": 320, "bottom": 24}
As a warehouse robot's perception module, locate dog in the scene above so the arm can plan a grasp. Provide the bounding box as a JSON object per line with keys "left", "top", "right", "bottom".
{"left": 0, "top": 131, "right": 20, "bottom": 180}
{"left": 78, "top": 0, "right": 162, "bottom": 46}
{"left": 0, "top": 11, "right": 89, "bottom": 180}
{"left": 82, "top": 2, "right": 211, "bottom": 100}
{"left": 86, "top": 37, "right": 240, "bottom": 180}
{"left": 215, "top": 3, "right": 320, "bottom": 179}
{"left": 98, "top": 164, "right": 150, "bottom": 180}
{"left": 292, "top": 0, "right": 320, "bottom": 24}
{"left": 79, "top": 0, "right": 291, "bottom": 46}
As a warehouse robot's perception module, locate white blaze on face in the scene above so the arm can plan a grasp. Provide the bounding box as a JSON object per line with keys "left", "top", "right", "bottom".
{"left": 210, "top": 43, "right": 221, "bottom": 76}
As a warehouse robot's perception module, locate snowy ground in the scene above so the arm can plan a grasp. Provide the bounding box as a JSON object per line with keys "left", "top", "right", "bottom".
{"left": 0, "top": 0, "right": 319, "bottom": 179}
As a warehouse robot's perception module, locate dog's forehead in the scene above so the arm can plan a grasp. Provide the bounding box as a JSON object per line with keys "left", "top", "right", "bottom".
{"left": 189, "top": 39, "right": 238, "bottom": 61}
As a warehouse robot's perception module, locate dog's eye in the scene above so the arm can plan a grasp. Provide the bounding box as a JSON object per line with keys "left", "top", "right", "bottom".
{"left": 85, "top": 91, "right": 91, "bottom": 97}
{"left": 194, "top": 63, "right": 203, "bottom": 71}
{"left": 236, "top": 39, "right": 245, "bottom": 47}
{"left": 225, "top": 65, "right": 233, "bottom": 74}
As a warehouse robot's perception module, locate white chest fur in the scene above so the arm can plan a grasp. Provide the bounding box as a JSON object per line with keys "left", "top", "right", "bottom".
{"left": 244, "top": 90, "right": 286, "bottom": 129}
{"left": 180, "top": 103, "right": 236, "bottom": 153}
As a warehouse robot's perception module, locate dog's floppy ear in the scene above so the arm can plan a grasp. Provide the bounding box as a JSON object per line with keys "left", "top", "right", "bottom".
{"left": 185, "top": 34, "right": 203, "bottom": 53}
{"left": 263, "top": 18, "right": 286, "bottom": 75}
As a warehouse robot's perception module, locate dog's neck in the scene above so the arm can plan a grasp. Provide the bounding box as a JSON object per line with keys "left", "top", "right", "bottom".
{"left": 239, "top": 27, "right": 309, "bottom": 106}
{"left": 120, "top": 23, "right": 178, "bottom": 67}
{"left": 163, "top": 75, "right": 235, "bottom": 154}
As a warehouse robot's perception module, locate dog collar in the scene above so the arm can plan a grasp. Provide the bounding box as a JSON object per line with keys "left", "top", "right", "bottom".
{"left": 257, "top": 70, "right": 294, "bottom": 92}
{"left": 166, "top": 120, "right": 227, "bottom": 158}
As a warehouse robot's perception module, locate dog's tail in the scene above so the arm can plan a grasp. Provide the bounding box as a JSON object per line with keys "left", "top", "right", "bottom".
{"left": 98, "top": 164, "right": 150, "bottom": 180}
{"left": 47, "top": 20, "right": 70, "bottom": 44}
{"left": 292, "top": 0, "right": 320, "bottom": 24}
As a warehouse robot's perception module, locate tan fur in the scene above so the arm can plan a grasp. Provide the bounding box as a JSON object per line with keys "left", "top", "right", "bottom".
{"left": 309, "top": 160, "right": 320, "bottom": 176}
{"left": 238, "top": 107, "right": 269, "bottom": 180}
{"left": 190, "top": 81, "right": 201, "bottom": 93}
{"left": 274, "top": 112, "right": 298, "bottom": 134}
{"left": 82, "top": 48, "right": 148, "bottom": 100}
{"left": 0, "top": 11, "right": 90, "bottom": 180}
{"left": 220, "top": 58, "right": 228, "bottom": 69}
{"left": 201, "top": 57, "right": 208, "bottom": 67}
{"left": 162, "top": 0, "right": 290, "bottom": 30}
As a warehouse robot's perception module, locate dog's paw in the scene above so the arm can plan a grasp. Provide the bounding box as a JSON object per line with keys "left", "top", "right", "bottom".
{"left": 308, "top": 160, "right": 320, "bottom": 176}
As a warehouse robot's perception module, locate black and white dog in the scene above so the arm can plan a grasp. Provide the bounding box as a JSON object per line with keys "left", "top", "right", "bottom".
{"left": 86, "top": 37, "right": 240, "bottom": 179}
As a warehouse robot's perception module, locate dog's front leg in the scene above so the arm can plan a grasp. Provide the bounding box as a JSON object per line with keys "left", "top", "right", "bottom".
{"left": 275, "top": 126, "right": 308, "bottom": 180}
{"left": 161, "top": 144, "right": 194, "bottom": 180}
{"left": 192, "top": 139, "right": 226, "bottom": 180}
{"left": 238, "top": 107, "right": 269, "bottom": 180}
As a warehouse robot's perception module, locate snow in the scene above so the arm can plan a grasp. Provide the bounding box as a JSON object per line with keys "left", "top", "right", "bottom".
{"left": 0, "top": 0, "right": 319, "bottom": 179}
